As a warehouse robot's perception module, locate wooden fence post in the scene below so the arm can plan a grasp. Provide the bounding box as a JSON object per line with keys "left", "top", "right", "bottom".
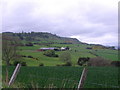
{"left": 8, "top": 63, "right": 21, "bottom": 86}
{"left": 77, "top": 67, "right": 88, "bottom": 90}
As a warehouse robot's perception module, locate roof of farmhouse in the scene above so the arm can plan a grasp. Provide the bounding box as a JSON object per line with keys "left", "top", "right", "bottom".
{"left": 39, "top": 47, "right": 55, "bottom": 49}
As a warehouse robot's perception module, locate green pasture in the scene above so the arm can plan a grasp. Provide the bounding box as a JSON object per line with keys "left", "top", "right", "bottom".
{"left": 15, "top": 44, "right": 118, "bottom": 66}
{"left": 2, "top": 43, "right": 118, "bottom": 66}
{"left": 18, "top": 44, "right": 96, "bottom": 66}
{"left": 2, "top": 66, "right": 119, "bottom": 88}
{"left": 2, "top": 66, "right": 83, "bottom": 88}
{"left": 91, "top": 49, "right": 118, "bottom": 61}
{"left": 84, "top": 67, "right": 119, "bottom": 88}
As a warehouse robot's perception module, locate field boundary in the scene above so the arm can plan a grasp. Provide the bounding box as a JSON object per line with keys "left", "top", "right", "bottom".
{"left": 8, "top": 63, "right": 21, "bottom": 86}
{"left": 77, "top": 67, "right": 88, "bottom": 89}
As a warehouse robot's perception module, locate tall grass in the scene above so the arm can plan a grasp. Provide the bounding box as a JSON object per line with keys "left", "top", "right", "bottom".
{"left": 2, "top": 66, "right": 83, "bottom": 88}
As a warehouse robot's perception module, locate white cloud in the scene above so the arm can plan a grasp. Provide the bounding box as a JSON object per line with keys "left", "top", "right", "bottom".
{"left": 71, "top": 34, "right": 118, "bottom": 46}
{"left": 2, "top": 0, "right": 119, "bottom": 46}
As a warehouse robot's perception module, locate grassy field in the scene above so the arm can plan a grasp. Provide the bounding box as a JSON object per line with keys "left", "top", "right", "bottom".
{"left": 91, "top": 49, "right": 118, "bottom": 61}
{"left": 2, "top": 66, "right": 83, "bottom": 88}
{"left": 2, "top": 66, "right": 119, "bottom": 88}
{"left": 10, "top": 43, "right": 118, "bottom": 67}
{"left": 2, "top": 44, "right": 95, "bottom": 66}
{"left": 84, "top": 67, "right": 119, "bottom": 88}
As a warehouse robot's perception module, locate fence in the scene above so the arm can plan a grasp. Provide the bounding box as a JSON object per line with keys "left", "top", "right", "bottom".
{"left": 8, "top": 63, "right": 21, "bottom": 86}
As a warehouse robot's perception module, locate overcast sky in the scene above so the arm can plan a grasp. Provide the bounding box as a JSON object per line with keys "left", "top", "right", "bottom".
{"left": 2, "top": 0, "right": 119, "bottom": 46}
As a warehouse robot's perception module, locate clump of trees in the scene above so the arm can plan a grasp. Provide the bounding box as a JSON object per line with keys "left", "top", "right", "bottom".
{"left": 25, "top": 42, "right": 33, "bottom": 46}
{"left": 111, "top": 61, "right": 120, "bottom": 67}
{"left": 43, "top": 50, "right": 58, "bottom": 57}
{"left": 77, "top": 57, "right": 90, "bottom": 66}
{"left": 59, "top": 52, "right": 72, "bottom": 66}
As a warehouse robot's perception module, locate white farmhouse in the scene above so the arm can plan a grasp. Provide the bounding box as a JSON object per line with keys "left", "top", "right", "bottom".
{"left": 61, "top": 47, "right": 66, "bottom": 51}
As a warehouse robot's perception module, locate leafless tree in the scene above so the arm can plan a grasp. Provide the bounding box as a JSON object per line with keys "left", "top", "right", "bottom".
{"left": 2, "top": 34, "right": 20, "bottom": 84}
{"left": 2, "top": 35, "right": 20, "bottom": 65}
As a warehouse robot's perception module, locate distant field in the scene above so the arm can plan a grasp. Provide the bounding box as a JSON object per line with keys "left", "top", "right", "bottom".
{"left": 15, "top": 44, "right": 118, "bottom": 66}
{"left": 2, "top": 43, "right": 118, "bottom": 66}
{"left": 91, "top": 49, "right": 118, "bottom": 61}
{"left": 2, "top": 66, "right": 119, "bottom": 88}
{"left": 16, "top": 44, "right": 96, "bottom": 66}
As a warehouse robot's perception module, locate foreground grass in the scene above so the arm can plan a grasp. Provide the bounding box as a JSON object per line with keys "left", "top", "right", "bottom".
{"left": 2, "top": 66, "right": 83, "bottom": 88}
{"left": 2, "top": 66, "right": 119, "bottom": 88}
{"left": 84, "top": 67, "right": 119, "bottom": 88}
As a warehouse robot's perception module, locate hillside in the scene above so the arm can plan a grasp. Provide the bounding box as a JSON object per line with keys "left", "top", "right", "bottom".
{"left": 2, "top": 31, "right": 118, "bottom": 66}
{"left": 2, "top": 32, "right": 81, "bottom": 44}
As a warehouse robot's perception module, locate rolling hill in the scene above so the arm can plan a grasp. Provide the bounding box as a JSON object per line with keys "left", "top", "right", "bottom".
{"left": 2, "top": 32, "right": 81, "bottom": 44}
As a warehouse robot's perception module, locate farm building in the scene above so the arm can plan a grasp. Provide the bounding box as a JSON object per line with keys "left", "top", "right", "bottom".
{"left": 61, "top": 47, "right": 68, "bottom": 51}
{"left": 38, "top": 47, "right": 56, "bottom": 51}
{"left": 37, "top": 47, "right": 70, "bottom": 51}
{"left": 61, "top": 47, "right": 70, "bottom": 51}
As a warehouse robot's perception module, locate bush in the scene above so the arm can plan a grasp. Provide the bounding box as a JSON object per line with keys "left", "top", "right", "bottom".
{"left": 59, "top": 52, "right": 71, "bottom": 64}
{"left": 28, "top": 56, "right": 33, "bottom": 58}
{"left": 88, "top": 57, "right": 110, "bottom": 66}
{"left": 21, "top": 62, "right": 27, "bottom": 66}
{"left": 52, "top": 54, "right": 59, "bottom": 57}
{"left": 43, "top": 50, "right": 58, "bottom": 57}
{"left": 13, "top": 61, "right": 27, "bottom": 66}
{"left": 111, "top": 61, "right": 120, "bottom": 67}
{"left": 62, "top": 62, "right": 72, "bottom": 66}
{"left": 56, "top": 62, "right": 72, "bottom": 66}
{"left": 39, "top": 63, "right": 44, "bottom": 66}
{"left": 25, "top": 42, "right": 33, "bottom": 46}
{"left": 77, "top": 57, "right": 90, "bottom": 66}
{"left": 56, "top": 64, "right": 61, "bottom": 66}
{"left": 21, "top": 55, "right": 27, "bottom": 57}
{"left": 13, "top": 61, "right": 21, "bottom": 66}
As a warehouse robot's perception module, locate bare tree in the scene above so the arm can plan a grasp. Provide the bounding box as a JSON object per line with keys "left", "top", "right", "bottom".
{"left": 2, "top": 34, "right": 20, "bottom": 84}
{"left": 2, "top": 35, "right": 19, "bottom": 65}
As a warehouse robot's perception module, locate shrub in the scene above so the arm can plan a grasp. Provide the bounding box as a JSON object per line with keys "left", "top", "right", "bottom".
{"left": 56, "top": 62, "right": 72, "bottom": 66}
{"left": 43, "top": 50, "right": 58, "bottom": 57}
{"left": 13, "top": 61, "right": 27, "bottom": 66}
{"left": 13, "top": 61, "right": 21, "bottom": 66}
{"left": 39, "top": 63, "right": 44, "bottom": 66}
{"left": 21, "top": 62, "right": 27, "bottom": 66}
{"left": 28, "top": 56, "right": 33, "bottom": 58}
{"left": 88, "top": 57, "right": 110, "bottom": 66}
{"left": 25, "top": 42, "right": 33, "bottom": 46}
{"left": 111, "top": 61, "right": 120, "bottom": 67}
{"left": 62, "top": 62, "right": 72, "bottom": 66}
{"left": 77, "top": 57, "right": 90, "bottom": 66}
{"left": 59, "top": 52, "right": 72, "bottom": 64}
{"left": 21, "top": 55, "right": 27, "bottom": 57}
{"left": 56, "top": 64, "right": 61, "bottom": 66}
{"left": 53, "top": 54, "right": 59, "bottom": 57}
